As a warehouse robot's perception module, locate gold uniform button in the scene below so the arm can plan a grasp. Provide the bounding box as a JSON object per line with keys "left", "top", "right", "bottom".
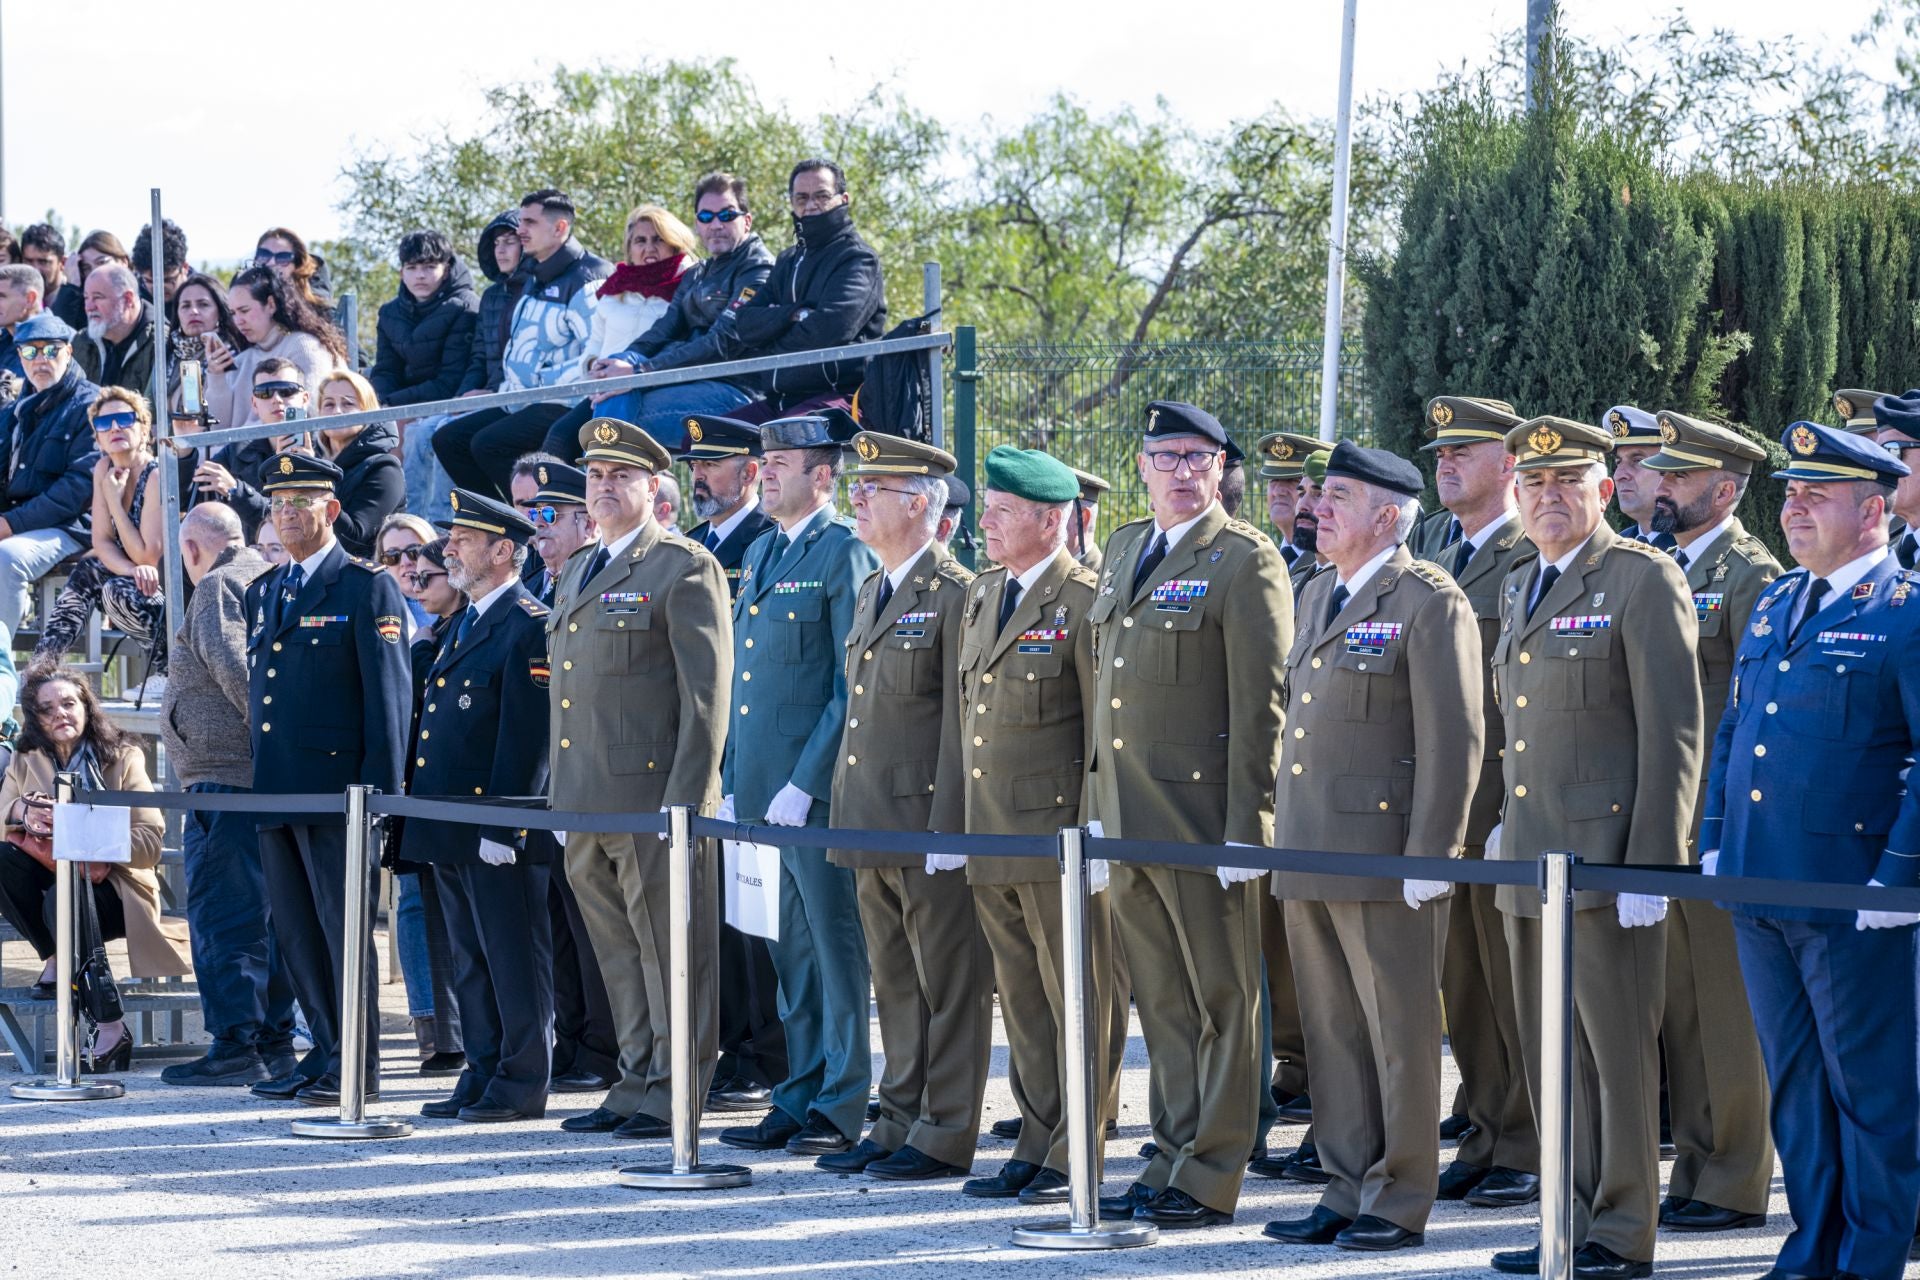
{"left": 745, "top": 638, "right": 754, "bottom": 649}
{"left": 568, "top": 622, "right": 578, "bottom": 633}
{"left": 1026, "top": 671, "right": 1037, "bottom": 682}
{"left": 976, "top": 703, "right": 987, "bottom": 714}
{"left": 475, "top": 788, "right": 483, "bottom": 795}
{"left": 742, "top": 671, "right": 751, "bottom": 681}
{"left": 1778, "top": 660, "right": 1790, "bottom": 672}
{"left": 1514, "top": 740, "right": 1526, "bottom": 752}
{"left": 266, "top": 668, "right": 276, "bottom": 678}
{"left": 261, "top": 723, "right": 271, "bottom": 733}
{"left": 1754, "top": 744, "right": 1766, "bottom": 757}
{"left": 1165, "top": 620, "right": 1175, "bottom": 630}
{"left": 560, "top": 738, "right": 571, "bottom": 749}
{"left": 847, "top": 754, "right": 858, "bottom": 765}
{"left": 1113, "top": 657, "right": 1124, "bottom": 668}
{"left": 740, "top": 705, "right": 750, "bottom": 715}
{"left": 854, "top": 684, "right": 864, "bottom": 695}
{"left": 420, "top": 730, "right": 429, "bottom": 740}
{"left": 863, "top": 650, "right": 874, "bottom": 662}
{"left": 1357, "top": 662, "right": 1368, "bottom": 671}
{"left": 1751, "top": 789, "right": 1763, "bottom": 802}
{"left": 617, "top": 620, "right": 626, "bottom": 629}
{"left": 1498, "top": 749, "right": 1505, "bottom": 758}
{"left": 1311, "top": 657, "right": 1322, "bottom": 669}
{"left": 972, "top": 736, "right": 984, "bottom": 747}
{"left": 1519, "top": 652, "right": 1531, "bottom": 664}
{"left": 1291, "top": 763, "right": 1304, "bottom": 775}
{"left": 1055, "top": 795, "right": 1065, "bottom": 804}
{"left": 416, "top": 757, "right": 425, "bottom": 767}
{"left": 1293, "top": 728, "right": 1305, "bottom": 739}
{"left": 1378, "top": 801, "right": 1389, "bottom": 811}
{"left": 560, "top": 698, "right": 570, "bottom": 709}
{"left": 272, "top": 642, "right": 282, "bottom": 653}
{"left": 263, "top": 696, "right": 272, "bottom": 706}
{"left": 563, "top": 660, "right": 574, "bottom": 671}
{"left": 1110, "top": 697, "right": 1122, "bottom": 709}
{"left": 1113, "top": 738, "right": 1125, "bottom": 750}
{"left": 789, "top": 611, "right": 797, "bottom": 620}
{"left": 1301, "top": 691, "right": 1312, "bottom": 704}
{"left": 1611, "top": 803, "right": 1622, "bottom": 813}
{"left": 436, "top": 678, "right": 446, "bottom": 688}
{"left": 1567, "top": 647, "right": 1579, "bottom": 657}
{"left": 1765, "top": 701, "right": 1777, "bottom": 714}
{"left": 749, "top": 605, "right": 759, "bottom": 616}
{"left": 1122, "top": 617, "right": 1135, "bottom": 628}
{"left": 983, "top": 673, "right": 994, "bottom": 684}
{"left": 1514, "top": 695, "right": 1527, "bottom": 708}
{"left": 1514, "top": 785, "right": 1528, "bottom": 798}
{"left": 902, "top": 640, "right": 912, "bottom": 649}
{"left": 1193, "top": 771, "right": 1203, "bottom": 781}
{"left": 972, "top": 767, "right": 982, "bottom": 779}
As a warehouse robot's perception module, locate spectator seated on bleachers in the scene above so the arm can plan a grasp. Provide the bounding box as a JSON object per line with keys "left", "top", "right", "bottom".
{"left": 203, "top": 267, "right": 345, "bottom": 432}
{"left": 73, "top": 262, "right": 155, "bottom": 399}
{"left": 0, "top": 262, "right": 46, "bottom": 384}
{"left": 312, "top": 370, "right": 406, "bottom": 560}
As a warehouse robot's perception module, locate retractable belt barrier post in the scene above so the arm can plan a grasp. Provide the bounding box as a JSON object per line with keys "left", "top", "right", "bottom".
{"left": 10, "top": 774, "right": 124, "bottom": 1101}
{"left": 291, "top": 785, "right": 411, "bottom": 1141}
{"left": 1539, "top": 852, "right": 1576, "bottom": 1280}
{"left": 619, "top": 805, "right": 751, "bottom": 1190}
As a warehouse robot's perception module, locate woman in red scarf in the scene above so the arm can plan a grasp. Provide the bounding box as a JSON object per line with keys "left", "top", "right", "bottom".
{"left": 575, "top": 204, "right": 700, "bottom": 381}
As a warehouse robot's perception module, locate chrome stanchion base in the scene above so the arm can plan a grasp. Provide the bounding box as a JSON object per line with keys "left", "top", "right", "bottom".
{"left": 617, "top": 1162, "right": 752, "bottom": 1190}
{"left": 290, "top": 1117, "right": 413, "bottom": 1140}
{"left": 11, "top": 1078, "right": 124, "bottom": 1101}
{"left": 1011, "top": 1221, "right": 1159, "bottom": 1250}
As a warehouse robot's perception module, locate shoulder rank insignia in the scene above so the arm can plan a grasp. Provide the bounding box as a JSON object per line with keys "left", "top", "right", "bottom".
{"left": 517, "top": 596, "right": 549, "bottom": 618}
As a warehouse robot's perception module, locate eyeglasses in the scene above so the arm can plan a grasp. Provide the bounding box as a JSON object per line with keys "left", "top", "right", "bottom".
{"left": 523, "top": 505, "right": 584, "bottom": 526}
{"left": 1144, "top": 449, "right": 1220, "bottom": 473}
{"left": 848, "top": 479, "right": 919, "bottom": 498}
{"left": 406, "top": 571, "right": 447, "bottom": 588}
{"left": 254, "top": 249, "right": 296, "bottom": 266}
{"left": 377, "top": 545, "right": 426, "bottom": 565}
{"left": 16, "top": 342, "right": 66, "bottom": 361}
{"left": 790, "top": 190, "right": 842, "bottom": 210}
{"left": 93, "top": 411, "right": 140, "bottom": 430}
{"left": 268, "top": 494, "right": 324, "bottom": 512}
{"left": 252, "top": 382, "right": 304, "bottom": 401}
{"left": 696, "top": 208, "right": 745, "bottom": 224}
{"left": 1884, "top": 440, "right": 1920, "bottom": 455}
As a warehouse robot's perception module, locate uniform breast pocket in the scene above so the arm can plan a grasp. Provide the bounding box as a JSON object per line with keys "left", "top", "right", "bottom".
{"left": 878, "top": 631, "right": 940, "bottom": 696}
{"left": 1151, "top": 607, "right": 1209, "bottom": 685}
{"left": 1546, "top": 630, "right": 1612, "bottom": 708}
{"left": 1811, "top": 651, "right": 1885, "bottom": 738}
{"left": 1331, "top": 646, "right": 1400, "bottom": 723}
{"left": 776, "top": 596, "right": 824, "bottom": 663}
{"left": 595, "top": 606, "right": 654, "bottom": 675}
{"left": 1009, "top": 654, "right": 1066, "bottom": 725}
{"left": 299, "top": 626, "right": 347, "bottom": 648}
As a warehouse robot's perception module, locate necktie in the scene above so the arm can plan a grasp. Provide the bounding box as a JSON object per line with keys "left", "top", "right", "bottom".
{"left": 583, "top": 543, "right": 610, "bottom": 585}
{"left": 998, "top": 578, "right": 1023, "bottom": 634}
{"left": 1644, "top": 530, "right": 1678, "bottom": 553}
{"left": 704, "top": 526, "right": 722, "bottom": 553}
{"left": 1790, "top": 577, "right": 1830, "bottom": 644}
{"left": 453, "top": 604, "right": 478, "bottom": 649}
{"left": 273, "top": 563, "right": 305, "bottom": 632}
{"left": 876, "top": 574, "right": 894, "bottom": 618}
{"left": 1132, "top": 531, "right": 1169, "bottom": 596}
{"left": 1324, "top": 582, "right": 1349, "bottom": 630}
{"left": 1900, "top": 533, "right": 1917, "bottom": 571}
{"left": 536, "top": 569, "right": 553, "bottom": 605}
{"left": 1453, "top": 535, "right": 1476, "bottom": 576}
{"left": 1282, "top": 544, "right": 1300, "bottom": 568}
{"left": 1672, "top": 546, "right": 1689, "bottom": 571}
{"left": 1527, "top": 564, "right": 1561, "bottom": 621}
{"left": 1444, "top": 518, "right": 1464, "bottom": 548}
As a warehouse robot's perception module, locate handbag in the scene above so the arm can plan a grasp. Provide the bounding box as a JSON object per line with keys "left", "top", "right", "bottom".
{"left": 72, "top": 869, "right": 124, "bottom": 1031}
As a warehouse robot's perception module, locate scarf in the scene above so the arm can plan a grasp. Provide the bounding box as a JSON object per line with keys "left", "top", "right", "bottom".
{"left": 600, "top": 254, "right": 689, "bottom": 302}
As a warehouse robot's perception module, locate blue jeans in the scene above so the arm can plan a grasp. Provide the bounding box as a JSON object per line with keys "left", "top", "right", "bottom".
{"left": 0, "top": 527, "right": 82, "bottom": 714}
{"left": 181, "top": 782, "right": 295, "bottom": 1054}
{"left": 396, "top": 868, "right": 463, "bottom": 1053}
{"left": 401, "top": 414, "right": 457, "bottom": 524}
{"left": 566, "top": 381, "right": 755, "bottom": 456}
{"left": 395, "top": 872, "right": 436, "bottom": 1018}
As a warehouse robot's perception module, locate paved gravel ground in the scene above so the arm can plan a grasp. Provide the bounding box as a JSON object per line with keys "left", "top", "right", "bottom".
{"left": 0, "top": 963, "right": 1815, "bottom": 1279}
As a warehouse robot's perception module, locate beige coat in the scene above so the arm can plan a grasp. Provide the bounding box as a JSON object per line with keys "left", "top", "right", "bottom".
{"left": 3, "top": 744, "right": 190, "bottom": 977}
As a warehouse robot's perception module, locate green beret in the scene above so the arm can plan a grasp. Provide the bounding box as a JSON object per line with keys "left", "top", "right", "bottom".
{"left": 984, "top": 445, "right": 1079, "bottom": 503}
{"left": 1302, "top": 449, "right": 1332, "bottom": 484}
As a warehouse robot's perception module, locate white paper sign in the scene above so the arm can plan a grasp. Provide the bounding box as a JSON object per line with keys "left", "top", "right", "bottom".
{"left": 52, "top": 802, "right": 132, "bottom": 863}
{"left": 723, "top": 839, "right": 781, "bottom": 941}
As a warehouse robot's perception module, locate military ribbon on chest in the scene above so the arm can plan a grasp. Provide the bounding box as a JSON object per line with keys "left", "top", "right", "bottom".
{"left": 1692, "top": 592, "right": 1724, "bottom": 620}
{"left": 1151, "top": 579, "right": 1208, "bottom": 612}
{"left": 1549, "top": 614, "right": 1612, "bottom": 635}
{"left": 895, "top": 609, "right": 936, "bottom": 638}
{"left": 601, "top": 590, "right": 649, "bottom": 614}
{"left": 1343, "top": 621, "right": 1401, "bottom": 656}
{"left": 298, "top": 615, "right": 348, "bottom": 627}
{"left": 1815, "top": 631, "right": 1886, "bottom": 645}
{"left": 1017, "top": 626, "right": 1066, "bottom": 654}
{"left": 773, "top": 580, "right": 822, "bottom": 593}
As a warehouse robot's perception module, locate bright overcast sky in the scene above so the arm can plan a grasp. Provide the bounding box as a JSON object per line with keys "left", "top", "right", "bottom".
{"left": 0, "top": 0, "right": 1887, "bottom": 264}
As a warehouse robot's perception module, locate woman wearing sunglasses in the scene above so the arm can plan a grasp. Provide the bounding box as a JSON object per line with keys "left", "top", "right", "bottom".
{"left": 33, "top": 389, "right": 169, "bottom": 700}
{"left": 253, "top": 226, "right": 334, "bottom": 312}
{"left": 376, "top": 512, "right": 437, "bottom": 632}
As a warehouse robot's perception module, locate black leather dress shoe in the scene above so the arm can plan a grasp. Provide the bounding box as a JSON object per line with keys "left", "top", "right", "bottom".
{"left": 1660, "top": 1199, "right": 1765, "bottom": 1232}
{"left": 29, "top": 979, "right": 54, "bottom": 1001}
{"left": 250, "top": 1070, "right": 314, "bottom": 1100}
{"left": 866, "top": 1144, "right": 968, "bottom": 1181}
{"left": 867, "top": 1099, "right": 881, "bottom": 1121}
{"left": 1017, "top": 1168, "right": 1069, "bottom": 1204}
{"left": 818, "top": 1138, "right": 892, "bottom": 1173}
{"left": 1656, "top": 1193, "right": 1689, "bottom": 1220}
{"left": 560, "top": 1105, "right": 630, "bottom": 1134}
{"left": 420, "top": 1051, "right": 466, "bottom": 1076}
{"left": 962, "top": 1158, "right": 1040, "bottom": 1197}
{"left": 1437, "top": 1159, "right": 1492, "bottom": 1200}
{"left": 718, "top": 1108, "right": 803, "bottom": 1150}
{"left": 420, "top": 1096, "right": 467, "bottom": 1119}
{"left": 1439, "top": 1112, "right": 1476, "bottom": 1141}
{"left": 1098, "top": 1181, "right": 1157, "bottom": 1220}
{"left": 1246, "top": 1151, "right": 1294, "bottom": 1179}
{"left": 1135, "top": 1187, "right": 1232, "bottom": 1229}
{"left": 1572, "top": 1241, "right": 1652, "bottom": 1278}
{"left": 1261, "top": 1205, "right": 1352, "bottom": 1244}
{"left": 550, "top": 1070, "right": 612, "bottom": 1094}
{"left": 1139, "top": 1140, "right": 1159, "bottom": 1158}
{"left": 612, "top": 1111, "right": 671, "bottom": 1139}
{"left": 295, "top": 1076, "right": 378, "bottom": 1106}
{"left": 1335, "top": 1214, "right": 1423, "bottom": 1251}
{"left": 706, "top": 1078, "right": 772, "bottom": 1113}
{"left": 1275, "top": 1091, "right": 1314, "bottom": 1123}
{"left": 1465, "top": 1166, "right": 1541, "bottom": 1207}
{"left": 459, "top": 1103, "right": 532, "bottom": 1123}
{"left": 1490, "top": 1245, "right": 1540, "bottom": 1274}
{"left": 989, "top": 1116, "right": 1022, "bottom": 1140}
{"left": 1279, "top": 1143, "right": 1332, "bottom": 1185}
{"left": 785, "top": 1112, "right": 853, "bottom": 1156}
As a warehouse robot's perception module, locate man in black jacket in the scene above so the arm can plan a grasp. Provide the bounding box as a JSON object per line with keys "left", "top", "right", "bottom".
{"left": 371, "top": 230, "right": 480, "bottom": 411}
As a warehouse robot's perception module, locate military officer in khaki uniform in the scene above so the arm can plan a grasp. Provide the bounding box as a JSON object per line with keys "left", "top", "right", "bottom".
{"left": 1487, "top": 417, "right": 1703, "bottom": 1280}
{"left": 1257, "top": 430, "right": 1323, "bottom": 575}
{"left": 1640, "top": 411, "right": 1778, "bottom": 1232}
{"left": 952, "top": 445, "right": 1113, "bottom": 1205}
{"left": 1416, "top": 395, "right": 1543, "bottom": 1210}
{"left": 1289, "top": 450, "right": 1335, "bottom": 601}
{"left": 545, "top": 417, "right": 732, "bottom": 1139}
{"left": 1088, "top": 400, "right": 1290, "bottom": 1228}
{"left": 1260, "top": 443, "right": 1482, "bottom": 1253}
{"left": 823, "top": 432, "right": 988, "bottom": 1181}
{"left": 1068, "top": 466, "right": 1109, "bottom": 575}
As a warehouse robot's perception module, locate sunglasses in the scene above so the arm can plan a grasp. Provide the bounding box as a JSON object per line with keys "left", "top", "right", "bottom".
{"left": 252, "top": 382, "right": 304, "bottom": 401}
{"left": 696, "top": 208, "right": 745, "bottom": 224}
{"left": 1884, "top": 440, "right": 1920, "bottom": 455}
{"left": 378, "top": 545, "right": 427, "bottom": 566}
{"left": 17, "top": 342, "right": 66, "bottom": 361}
{"left": 93, "top": 411, "right": 140, "bottom": 430}
{"left": 407, "top": 571, "right": 446, "bottom": 586}
{"left": 254, "top": 249, "right": 296, "bottom": 266}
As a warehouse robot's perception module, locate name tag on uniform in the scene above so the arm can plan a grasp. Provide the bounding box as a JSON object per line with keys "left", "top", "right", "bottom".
{"left": 298, "top": 615, "right": 347, "bottom": 627}
{"left": 1549, "top": 614, "right": 1612, "bottom": 635}
{"left": 773, "top": 580, "right": 821, "bottom": 594}
{"left": 1693, "top": 592, "right": 1724, "bottom": 619}
{"left": 1017, "top": 644, "right": 1053, "bottom": 654}
{"left": 601, "top": 591, "right": 649, "bottom": 614}
{"left": 1151, "top": 579, "right": 1207, "bottom": 608}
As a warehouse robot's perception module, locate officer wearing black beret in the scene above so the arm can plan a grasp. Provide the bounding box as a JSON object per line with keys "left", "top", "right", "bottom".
{"left": 244, "top": 451, "right": 413, "bottom": 1106}
{"left": 403, "top": 489, "right": 556, "bottom": 1123}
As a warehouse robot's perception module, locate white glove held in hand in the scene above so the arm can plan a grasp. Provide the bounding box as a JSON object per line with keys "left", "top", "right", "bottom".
{"left": 765, "top": 783, "right": 813, "bottom": 827}
{"left": 1217, "top": 842, "right": 1266, "bottom": 889}
{"left": 1698, "top": 849, "right": 1718, "bottom": 877}
{"left": 1403, "top": 879, "right": 1450, "bottom": 910}
{"left": 1856, "top": 879, "right": 1920, "bottom": 930}
{"left": 925, "top": 853, "right": 967, "bottom": 873}
{"left": 657, "top": 805, "right": 670, "bottom": 842}
{"left": 1617, "top": 893, "right": 1667, "bottom": 928}
{"left": 717, "top": 794, "right": 736, "bottom": 824}
{"left": 477, "top": 838, "right": 516, "bottom": 867}
{"left": 1485, "top": 822, "right": 1503, "bottom": 860}
{"left": 1086, "top": 820, "right": 1110, "bottom": 895}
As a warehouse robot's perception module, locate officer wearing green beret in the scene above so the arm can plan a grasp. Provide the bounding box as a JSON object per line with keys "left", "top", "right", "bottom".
{"left": 545, "top": 417, "right": 732, "bottom": 1139}
{"left": 822, "top": 431, "right": 987, "bottom": 1181}
{"left": 952, "top": 446, "right": 1115, "bottom": 1204}
{"left": 1640, "top": 411, "right": 1779, "bottom": 1232}
{"left": 1088, "top": 401, "right": 1291, "bottom": 1228}
{"left": 1488, "top": 416, "right": 1703, "bottom": 1278}
{"left": 1416, "top": 394, "right": 1541, "bottom": 1209}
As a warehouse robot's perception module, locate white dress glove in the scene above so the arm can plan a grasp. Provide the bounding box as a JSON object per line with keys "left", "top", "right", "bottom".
{"left": 477, "top": 838, "right": 516, "bottom": 867}
{"left": 1217, "top": 841, "right": 1266, "bottom": 889}
{"left": 1403, "top": 878, "right": 1450, "bottom": 910}
{"left": 1086, "top": 820, "right": 1110, "bottom": 894}
{"left": 926, "top": 852, "right": 967, "bottom": 873}
{"left": 1699, "top": 849, "right": 1718, "bottom": 877}
{"left": 765, "top": 782, "right": 813, "bottom": 827}
{"left": 1484, "top": 822, "right": 1503, "bottom": 860}
{"left": 1857, "top": 879, "right": 1920, "bottom": 930}
{"left": 657, "top": 805, "right": 669, "bottom": 842}
{"left": 717, "top": 794, "right": 736, "bottom": 824}
{"left": 1617, "top": 893, "right": 1668, "bottom": 928}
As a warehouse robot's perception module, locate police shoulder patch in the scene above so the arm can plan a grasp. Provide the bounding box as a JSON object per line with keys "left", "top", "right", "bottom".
{"left": 375, "top": 615, "right": 404, "bottom": 644}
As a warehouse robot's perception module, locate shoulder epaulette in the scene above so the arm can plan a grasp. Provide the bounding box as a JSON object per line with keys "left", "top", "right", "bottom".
{"left": 1405, "top": 560, "right": 1453, "bottom": 589}
{"left": 936, "top": 557, "right": 975, "bottom": 586}
{"left": 1613, "top": 537, "right": 1663, "bottom": 558}
{"left": 1221, "top": 518, "right": 1275, "bottom": 547}
{"left": 517, "top": 595, "right": 550, "bottom": 618}
{"left": 345, "top": 555, "right": 381, "bottom": 573}
{"left": 1065, "top": 563, "right": 1099, "bottom": 589}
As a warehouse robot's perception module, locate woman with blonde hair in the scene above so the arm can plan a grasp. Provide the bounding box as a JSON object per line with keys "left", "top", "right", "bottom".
{"left": 312, "top": 369, "right": 404, "bottom": 558}
{"left": 571, "top": 203, "right": 699, "bottom": 380}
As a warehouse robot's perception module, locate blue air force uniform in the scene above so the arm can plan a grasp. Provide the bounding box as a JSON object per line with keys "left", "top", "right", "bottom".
{"left": 1702, "top": 421, "right": 1920, "bottom": 1280}
{"left": 243, "top": 452, "right": 412, "bottom": 1097}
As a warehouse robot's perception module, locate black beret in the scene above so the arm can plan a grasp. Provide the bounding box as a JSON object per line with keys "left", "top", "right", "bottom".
{"left": 943, "top": 473, "right": 972, "bottom": 508}
{"left": 1143, "top": 400, "right": 1227, "bottom": 446}
{"left": 1322, "top": 440, "right": 1424, "bottom": 499}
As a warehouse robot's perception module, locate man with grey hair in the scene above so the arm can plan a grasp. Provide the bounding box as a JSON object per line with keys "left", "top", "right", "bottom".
{"left": 1263, "top": 442, "right": 1482, "bottom": 1253}
{"left": 73, "top": 261, "right": 153, "bottom": 393}
{"left": 654, "top": 471, "right": 683, "bottom": 529}
{"left": 823, "top": 430, "right": 985, "bottom": 1180}
{"left": 159, "top": 502, "right": 297, "bottom": 1086}
{"left": 0, "top": 262, "right": 45, "bottom": 382}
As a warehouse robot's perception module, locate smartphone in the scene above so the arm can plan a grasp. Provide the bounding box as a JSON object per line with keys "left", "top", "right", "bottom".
{"left": 283, "top": 405, "right": 308, "bottom": 422}
{"left": 180, "top": 360, "right": 203, "bottom": 416}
